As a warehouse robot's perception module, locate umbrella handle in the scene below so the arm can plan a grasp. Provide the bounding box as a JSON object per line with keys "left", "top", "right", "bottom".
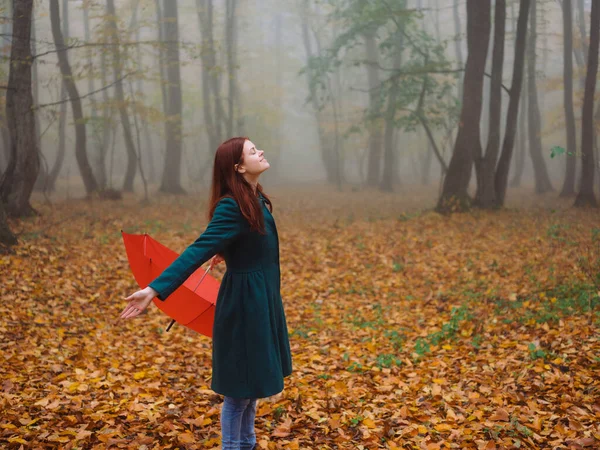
{"left": 192, "top": 264, "right": 213, "bottom": 293}
{"left": 166, "top": 264, "right": 213, "bottom": 332}
{"left": 166, "top": 318, "right": 176, "bottom": 332}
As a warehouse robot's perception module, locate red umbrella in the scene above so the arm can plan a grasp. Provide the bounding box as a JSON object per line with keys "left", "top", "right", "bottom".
{"left": 121, "top": 231, "right": 220, "bottom": 337}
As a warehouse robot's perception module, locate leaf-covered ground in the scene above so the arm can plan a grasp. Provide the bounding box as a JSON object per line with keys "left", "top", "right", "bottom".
{"left": 1, "top": 186, "right": 599, "bottom": 449}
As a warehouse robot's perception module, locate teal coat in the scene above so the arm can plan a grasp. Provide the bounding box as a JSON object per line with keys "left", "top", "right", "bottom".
{"left": 148, "top": 193, "right": 292, "bottom": 398}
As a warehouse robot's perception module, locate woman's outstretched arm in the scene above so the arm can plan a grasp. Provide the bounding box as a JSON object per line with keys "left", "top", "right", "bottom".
{"left": 119, "top": 197, "right": 245, "bottom": 319}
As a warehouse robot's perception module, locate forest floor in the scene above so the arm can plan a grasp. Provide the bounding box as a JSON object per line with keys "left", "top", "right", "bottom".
{"left": 1, "top": 185, "right": 599, "bottom": 449}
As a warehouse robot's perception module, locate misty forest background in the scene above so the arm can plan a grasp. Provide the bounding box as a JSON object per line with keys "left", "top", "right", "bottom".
{"left": 0, "top": 0, "right": 599, "bottom": 237}
{"left": 1, "top": 0, "right": 600, "bottom": 449}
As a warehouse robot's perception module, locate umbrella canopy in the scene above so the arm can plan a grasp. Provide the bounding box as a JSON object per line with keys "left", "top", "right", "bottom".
{"left": 121, "top": 232, "right": 220, "bottom": 337}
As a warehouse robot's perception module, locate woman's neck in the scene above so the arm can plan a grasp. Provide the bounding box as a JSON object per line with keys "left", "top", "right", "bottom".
{"left": 243, "top": 174, "right": 259, "bottom": 194}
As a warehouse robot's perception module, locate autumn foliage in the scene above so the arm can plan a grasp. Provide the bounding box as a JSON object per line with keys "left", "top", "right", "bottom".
{"left": 1, "top": 187, "right": 599, "bottom": 449}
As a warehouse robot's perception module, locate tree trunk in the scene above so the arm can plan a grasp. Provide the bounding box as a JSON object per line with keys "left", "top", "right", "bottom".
{"left": 83, "top": 1, "right": 106, "bottom": 189}
{"left": 364, "top": 30, "right": 384, "bottom": 187}
{"left": 99, "top": 36, "right": 111, "bottom": 190}
{"left": 526, "top": 1, "right": 553, "bottom": 194}
{"left": 576, "top": 0, "right": 589, "bottom": 58}
{"left": 159, "top": 0, "right": 185, "bottom": 194}
{"left": 32, "top": 5, "right": 47, "bottom": 193}
{"left": 47, "top": 0, "right": 69, "bottom": 192}
{"left": 437, "top": 0, "right": 490, "bottom": 212}
{"left": 560, "top": 0, "right": 578, "bottom": 197}
{"left": 0, "top": 5, "right": 12, "bottom": 175}
{"left": 574, "top": 0, "right": 598, "bottom": 207}
{"left": 225, "top": 0, "right": 239, "bottom": 136}
{"left": 106, "top": 0, "right": 137, "bottom": 193}
{"left": 197, "top": 0, "right": 221, "bottom": 154}
{"left": 49, "top": 0, "right": 97, "bottom": 195}
{"left": 0, "top": 0, "right": 39, "bottom": 217}
{"left": 0, "top": 200, "right": 17, "bottom": 250}
{"left": 495, "top": 0, "right": 531, "bottom": 205}
{"left": 299, "top": 0, "right": 337, "bottom": 184}
{"left": 509, "top": 82, "right": 527, "bottom": 188}
{"left": 380, "top": 32, "right": 404, "bottom": 192}
{"left": 453, "top": 0, "right": 464, "bottom": 100}
{"left": 475, "top": 0, "right": 505, "bottom": 209}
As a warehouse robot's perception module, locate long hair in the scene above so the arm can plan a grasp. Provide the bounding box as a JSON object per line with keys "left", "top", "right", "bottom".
{"left": 208, "top": 137, "right": 272, "bottom": 234}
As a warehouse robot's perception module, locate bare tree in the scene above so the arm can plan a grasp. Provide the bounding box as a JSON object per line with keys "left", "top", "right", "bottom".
{"left": 495, "top": 0, "right": 531, "bottom": 206}
{"left": 0, "top": 0, "right": 40, "bottom": 217}
{"left": 453, "top": 0, "right": 464, "bottom": 99}
{"left": 475, "top": 0, "right": 505, "bottom": 208}
{"left": 299, "top": 0, "right": 338, "bottom": 185}
{"left": 225, "top": 0, "right": 241, "bottom": 136}
{"left": 105, "top": 0, "right": 138, "bottom": 192}
{"left": 560, "top": 0, "right": 577, "bottom": 197}
{"left": 364, "top": 29, "right": 384, "bottom": 187}
{"left": 0, "top": 6, "right": 10, "bottom": 174}
{"left": 49, "top": 0, "right": 98, "bottom": 195}
{"left": 197, "top": 0, "right": 225, "bottom": 157}
{"left": 380, "top": 31, "right": 404, "bottom": 192}
{"left": 159, "top": 0, "right": 185, "bottom": 194}
{"left": 509, "top": 81, "right": 527, "bottom": 188}
{"left": 575, "top": 0, "right": 598, "bottom": 207}
{"left": 526, "top": 1, "right": 553, "bottom": 194}
{"left": 437, "top": 0, "right": 491, "bottom": 212}
{"left": 46, "top": 0, "right": 69, "bottom": 192}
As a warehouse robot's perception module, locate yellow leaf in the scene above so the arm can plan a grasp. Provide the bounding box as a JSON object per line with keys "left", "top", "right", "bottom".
{"left": 418, "top": 425, "right": 428, "bottom": 434}
{"left": 434, "top": 423, "right": 453, "bottom": 432}
{"left": 134, "top": 371, "right": 146, "bottom": 380}
{"left": 178, "top": 432, "right": 195, "bottom": 444}
{"left": 362, "top": 418, "right": 376, "bottom": 428}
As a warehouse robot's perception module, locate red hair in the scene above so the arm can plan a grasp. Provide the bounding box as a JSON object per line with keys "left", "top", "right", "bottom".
{"left": 208, "top": 137, "right": 272, "bottom": 234}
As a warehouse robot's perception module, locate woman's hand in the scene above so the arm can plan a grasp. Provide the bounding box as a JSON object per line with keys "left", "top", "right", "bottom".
{"left": 120, "top": 286, "right": 158, "bottom": 319}
{"left": 210, "top": 253, "right": 224, "bottom": 267}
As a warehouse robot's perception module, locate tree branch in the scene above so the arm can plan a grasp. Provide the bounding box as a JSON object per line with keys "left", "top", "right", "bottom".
{"left": 34, "top": 71, "right": 137, "bottom": 109}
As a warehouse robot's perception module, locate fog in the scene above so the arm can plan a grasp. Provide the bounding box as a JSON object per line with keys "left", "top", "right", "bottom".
{"left": 1, "top": 0, "right": 598, "bottom": 200}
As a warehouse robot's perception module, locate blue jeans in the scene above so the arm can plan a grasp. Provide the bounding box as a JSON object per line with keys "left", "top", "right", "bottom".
{"left": 221, "top": 396, "right": 257, "bottom": 450}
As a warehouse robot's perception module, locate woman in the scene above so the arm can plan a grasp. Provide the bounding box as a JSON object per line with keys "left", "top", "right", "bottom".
{"left": 120, "top": 137, "right": 293, "bottom": 450}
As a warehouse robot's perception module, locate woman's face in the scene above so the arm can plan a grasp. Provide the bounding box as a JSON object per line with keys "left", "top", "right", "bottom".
{"left": 236, "top": 140, "right": 269, "bottom": 176}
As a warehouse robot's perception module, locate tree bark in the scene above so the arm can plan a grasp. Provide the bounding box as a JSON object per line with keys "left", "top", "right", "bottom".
{"left": 453, "top": 0, "right": 464, "bottom": 100}
{"left": 560, "top": 0, "right": 578, "bottom": 197}
{"left": 159, "top": 0, "right": 185, "bottom": 194}
{"left": 83, "top": 1, "right": 107, "bottom": 189}
{"left": 576, "top": 0, "right": 589, "bottom": 58}
{"left": 574, "top": 0, "right": 598, "bottom": 207}
{"left": 364, "top": 30, "right": 384, "bottom": 187}
{"left": 380, "top": 32, "right": 404, "bottom": 192}
{"left": 495, "top": 0, "right": 531, "bottom": 205}
{"left": 437, "top": 0, "right": 490, "bottom": 212}
{"left": 197, "top": 0, "right": 223, "bottom": 155}
{"left": 32, "top": 5, "right": 47, "bottom": 193}
{"left": 0, "top": 200, "right": 17, "bottom": 250}
{"left": 526, "top": 1, "right": 553, "bottom": 194}
{"left": 299, "top": 0, "right": 337, "bottom": 184}
{"left": 47, "top": 0, "right": 69, "bottom": 192}
{"left": 509, "top": 80, "right": 527, "bottom": 188}
{"left": 225, "top": 0, "right": 240, "bottom": 136}
{"left": 106, "top": 0, "right": 137, "bottom": 193}
{"left": 475, "top": 0, "right": 505, "bottom": 209}
{"left": 0, "top": 0, "right": 39, "bottom": 217}
{"left": 0, "top": 5, "right": 12, "bottom": 175}
{"left": 49, "top": 0, "right": 97, "bottom": 195}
